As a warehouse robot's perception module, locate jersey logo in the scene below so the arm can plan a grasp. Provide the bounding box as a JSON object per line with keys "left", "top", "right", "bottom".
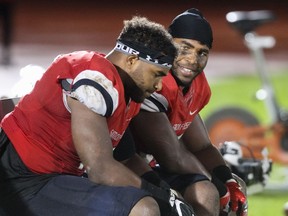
{"left": 189, "top": 109, "right": 198, "bottom": 115}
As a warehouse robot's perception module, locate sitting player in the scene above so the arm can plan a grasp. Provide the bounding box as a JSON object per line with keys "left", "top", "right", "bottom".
{"left": 129, "top": 8, "right": 248, "bottom": 216}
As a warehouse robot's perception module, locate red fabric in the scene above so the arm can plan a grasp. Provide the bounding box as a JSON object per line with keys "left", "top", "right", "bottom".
{"left": 1, "top": 51, "right": 140, "bottom": 175}
{"left": 158, "top": 71, "right": 211, "bottom": 137}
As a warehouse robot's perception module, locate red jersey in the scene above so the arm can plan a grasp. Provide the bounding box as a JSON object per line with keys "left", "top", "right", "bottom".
{"left": 1, "top": 51, "right": 140, "bottom": 175}
{"left": 141, "top": 71, "right": 211, "bottom": 137}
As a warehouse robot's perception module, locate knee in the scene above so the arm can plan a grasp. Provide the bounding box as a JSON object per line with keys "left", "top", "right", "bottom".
{"left": 183, "top": 180, "right": 219, "bottom": 216}
{"left": 184, "top": 180, "right": 219, "bottom": 203}
{"left": 129, "top": 196, "right": 160, "bottom": 216}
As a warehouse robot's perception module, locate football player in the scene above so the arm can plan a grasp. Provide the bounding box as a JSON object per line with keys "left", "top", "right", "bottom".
{"left": 0, "top": 16, "right": 178, "bottom": 216}
{"left": 129, "top": 8, "right": 248, "bottom": 216}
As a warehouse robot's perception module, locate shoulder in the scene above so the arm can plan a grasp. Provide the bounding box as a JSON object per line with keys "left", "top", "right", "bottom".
{"left": 53, "top": 51, "right": 109, "bottom": 67}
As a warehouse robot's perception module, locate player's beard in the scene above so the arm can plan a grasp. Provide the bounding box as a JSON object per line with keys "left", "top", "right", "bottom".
{"left": 171, "top": 69, "right": 192, "bottom": 87}
{"left": 115, "top": 65, "right": 145, "bottom": 103}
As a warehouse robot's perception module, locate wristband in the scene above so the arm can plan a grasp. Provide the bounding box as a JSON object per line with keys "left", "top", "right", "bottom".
{"left": 211, "top": 174, "right": 228, "bottom": 197}
{"left": 212, "top": 165, "right": 233, "bottom": 183}
{"left": 141, "top": 179, "right": 172, "bottom": 215}
{"left": 141, "top": 179, "right": 170, "bottom": 202}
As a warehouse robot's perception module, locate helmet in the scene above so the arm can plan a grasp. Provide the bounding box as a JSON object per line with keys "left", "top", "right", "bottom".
{"left": 219, "top": 141, "right": 272, "bottom": 193}
{"left": 220, "top": 141, "right": 243, "bottom": 166}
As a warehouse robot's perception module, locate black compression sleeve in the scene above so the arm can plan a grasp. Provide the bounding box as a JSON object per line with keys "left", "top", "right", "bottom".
{"left": 212, "top": 165, "right": 233, "bottom": 183}
{"left": 141, "top": 179, "right": 173, "bottom": 215}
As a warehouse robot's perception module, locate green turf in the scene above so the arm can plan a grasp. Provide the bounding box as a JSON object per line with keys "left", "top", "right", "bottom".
{"left": 247, "top": 163, "right": 288, "bottom": 216}
{"left": 200, "top": 69, "right": 288, "bottom": 215}
{"left": 248, "top": 191, "right": 287, "bottom": 216}
{"left": 201, "top": 69, "right": 288, "bottom": 124}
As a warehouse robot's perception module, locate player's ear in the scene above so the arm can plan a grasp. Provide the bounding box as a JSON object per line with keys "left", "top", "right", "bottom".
{"left": 126, "top": 55, "right": 139, "bottom": 67}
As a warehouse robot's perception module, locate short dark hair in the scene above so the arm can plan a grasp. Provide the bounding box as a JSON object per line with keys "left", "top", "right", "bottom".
{"left": 118, "top": 16, "right": 177, "bottom": 62}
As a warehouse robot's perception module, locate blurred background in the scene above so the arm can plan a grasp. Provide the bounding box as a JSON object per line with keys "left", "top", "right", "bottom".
{"left": 0, "top": 0, "right": 287, "bottom": 215}
{"left": 0, "top": 0, "right": 287, "bottom": 95}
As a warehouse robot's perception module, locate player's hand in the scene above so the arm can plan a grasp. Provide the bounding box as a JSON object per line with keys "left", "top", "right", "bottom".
{"left": 226, "top": 179, "right": 248, "bottom": 216}
{"left": 169, "top": 189, "right": 195, "bottom": 216}
{"left": 219, "top": 190, "right": 230, "bottom": 215}
{"left": 141, "top": 179, "right": 194, "bottom": 216}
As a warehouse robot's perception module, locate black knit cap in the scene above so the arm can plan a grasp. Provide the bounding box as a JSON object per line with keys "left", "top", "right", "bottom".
{"left": 168, "top": 8, "right": 213, "bottom": 49}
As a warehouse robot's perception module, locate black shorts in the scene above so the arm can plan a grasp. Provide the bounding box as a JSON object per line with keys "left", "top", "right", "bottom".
{"left": 0, "top": 129, "right": 150, "bottom": 216}
{"left": 153, "top": 167, "right": 209, "bottom": 194}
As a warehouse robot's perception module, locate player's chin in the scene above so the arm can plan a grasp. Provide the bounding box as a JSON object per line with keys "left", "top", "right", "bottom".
{"left": 141, "top": 91, "right": 154, "bottom": 101}
{"left": 179, "top": 76, "right": 193, "bottom": 87}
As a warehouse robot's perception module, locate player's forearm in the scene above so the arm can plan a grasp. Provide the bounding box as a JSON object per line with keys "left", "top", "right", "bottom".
{"left": 178, "top": 152, "right": 211, "bottom": 178}
{"left": 86, "top": 158, "right": 142, "bottom": 188}
{"left": 156, "top": 145, "right": 211, "bottom": 178}
{"left": 122, "top": 153, "right": 153, "bottom": 176}
{"left": 194, "top": 144, "right": 227, "bottom": 172}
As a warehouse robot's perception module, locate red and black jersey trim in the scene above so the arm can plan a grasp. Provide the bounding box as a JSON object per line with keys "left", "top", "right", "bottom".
{"left": 61, "top": 78, "right": 114, "bottom": 117}
{"left": 145, "top": 96, "right": 167, "bottom": 112}
{"left": 72, "top": 79, "right": 114, "bottom": 117}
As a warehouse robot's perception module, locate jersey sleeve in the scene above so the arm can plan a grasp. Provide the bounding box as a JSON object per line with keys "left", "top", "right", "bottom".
{"left": 140, "top": 92, "right": 169, "bottom": 112}
{"left": 70, "top": 70, "right": 119, "bottom": 117}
